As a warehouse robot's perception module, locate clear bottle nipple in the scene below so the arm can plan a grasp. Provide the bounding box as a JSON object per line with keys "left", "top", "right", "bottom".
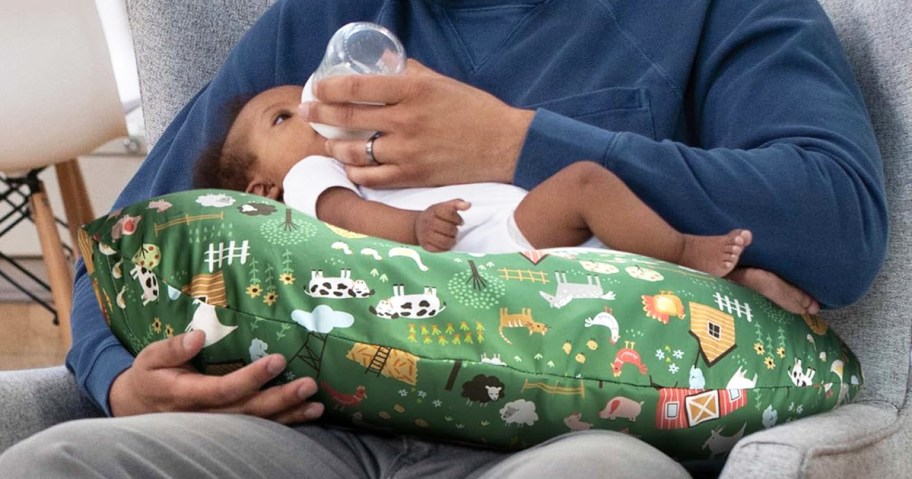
{"left": 302, "top": 22, "right": 406, "bottom": 140}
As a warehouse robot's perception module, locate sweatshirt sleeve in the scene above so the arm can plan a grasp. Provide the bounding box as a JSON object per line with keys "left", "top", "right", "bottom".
{"left": 65, "top": 261, "right": 134, "bottom": 415}
{"left": 514, "top": 1, "right": 887, "bottom": 308}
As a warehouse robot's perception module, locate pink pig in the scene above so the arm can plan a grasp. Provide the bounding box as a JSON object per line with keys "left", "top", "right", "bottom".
{"left": 599, "top": 396, "right": 644, "bottom": 421}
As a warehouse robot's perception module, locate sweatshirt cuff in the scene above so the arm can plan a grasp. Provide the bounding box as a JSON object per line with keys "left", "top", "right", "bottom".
{"left": 67, "top": 338, "right": 134, "bottom": 416}
{"left": 513, "top": 109, "right": 618, "bottom": 190}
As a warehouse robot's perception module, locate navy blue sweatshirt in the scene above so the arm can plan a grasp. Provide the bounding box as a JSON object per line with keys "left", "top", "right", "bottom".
{"left": 68, "top": 0, "right": 887, "bottom": 414}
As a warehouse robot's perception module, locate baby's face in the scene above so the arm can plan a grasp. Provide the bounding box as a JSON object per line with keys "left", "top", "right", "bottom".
{"left": 228, "top": 85, "right": 326, "bottom": 186}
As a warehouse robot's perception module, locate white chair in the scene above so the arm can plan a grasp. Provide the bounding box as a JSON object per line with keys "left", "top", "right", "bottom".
{"left": 0, "top": 0, "right": 128, "bottom": 347}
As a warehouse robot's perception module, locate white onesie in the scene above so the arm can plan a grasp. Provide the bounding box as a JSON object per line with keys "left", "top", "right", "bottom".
{"left": 282, "top": 155, "right": 535, "bottom": 253}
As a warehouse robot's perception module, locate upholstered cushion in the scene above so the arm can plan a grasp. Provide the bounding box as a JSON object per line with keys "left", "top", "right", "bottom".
{"left": 127, "top": 0, "right": 276, "bottom": 146}
{"left": 80, "top": 189, "right": 862, "bottom": 460}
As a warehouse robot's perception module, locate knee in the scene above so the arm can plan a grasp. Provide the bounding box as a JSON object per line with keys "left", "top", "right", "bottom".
{"left": 0, "top": 421, "right": 100, "bottom": 476}
{"left": 480, "top": 431, "right": 690, "bottom": 479}
{"left": 561, "top": 161, "right": 618, "bottom": 192}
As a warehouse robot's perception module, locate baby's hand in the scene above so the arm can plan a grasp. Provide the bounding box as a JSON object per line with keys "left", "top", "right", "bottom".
{"left": 415, "top": 199, "right": 471, "bottom": 252}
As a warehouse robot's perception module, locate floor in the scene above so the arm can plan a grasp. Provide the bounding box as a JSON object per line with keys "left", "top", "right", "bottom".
{"left": 0, "top": 301, "right": 68, "bottom": 370}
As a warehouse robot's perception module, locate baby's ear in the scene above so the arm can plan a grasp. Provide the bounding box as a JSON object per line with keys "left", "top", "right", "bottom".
{"left": 245, "top": 178, "right": 282, "bottom": 200}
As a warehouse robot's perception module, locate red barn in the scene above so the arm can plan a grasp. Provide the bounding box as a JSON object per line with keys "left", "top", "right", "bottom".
{"left": 656, "top": 388, "right": 748, "bottom": 430}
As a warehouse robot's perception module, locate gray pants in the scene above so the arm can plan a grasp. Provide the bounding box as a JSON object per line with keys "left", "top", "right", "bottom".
{"left": 0, "top": 413, "right": 690, "bottom": 478}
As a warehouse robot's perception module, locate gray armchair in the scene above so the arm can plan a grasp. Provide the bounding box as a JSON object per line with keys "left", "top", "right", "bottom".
{"left": 1, "top": 1, "right": 909, "bottom": 476}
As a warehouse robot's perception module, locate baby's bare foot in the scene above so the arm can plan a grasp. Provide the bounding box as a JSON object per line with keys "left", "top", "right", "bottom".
{"left": 727, "top": 267, "right": 820, "bottom": 315}
{"left": 680, "top": 229, "right": 752, "bottom": 277}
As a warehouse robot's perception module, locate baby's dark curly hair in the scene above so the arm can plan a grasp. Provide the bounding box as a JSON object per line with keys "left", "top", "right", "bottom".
{"left": 192, "top": 94, "right": 257, "bottom": 191}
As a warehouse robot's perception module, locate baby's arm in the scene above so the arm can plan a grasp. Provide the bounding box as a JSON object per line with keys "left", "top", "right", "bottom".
{"left": 414, "top": 199, "right": 470, "bottom": 252}
{"left": 316, "top": 187, "right": 469, "bottom": 251}
{"left": 316, "top": 187, "right": 419, "bottom": 244}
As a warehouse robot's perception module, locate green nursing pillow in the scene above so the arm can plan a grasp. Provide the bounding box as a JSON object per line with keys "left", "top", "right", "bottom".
{"left": 79, "top": 189, "right": 862, "bottom": 460}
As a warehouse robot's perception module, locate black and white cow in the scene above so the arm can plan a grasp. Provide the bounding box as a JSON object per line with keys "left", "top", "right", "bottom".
{"left": 306, "top": 269, "right": 374, "bottom": 298}
{"left": 369, "top": 284, "right": 446, "bottom": 319}
{"left": 129, "top": 264, "right": 159, "bottom": 305}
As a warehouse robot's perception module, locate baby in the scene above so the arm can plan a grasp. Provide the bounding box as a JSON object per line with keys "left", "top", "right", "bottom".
{"left": 195, "top": 85, "right": 818, "bottom": 314}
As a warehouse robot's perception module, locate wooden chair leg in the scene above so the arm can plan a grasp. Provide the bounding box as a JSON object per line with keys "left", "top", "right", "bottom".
{"left": 30, "top": 183, "right": 73, "bottom": 348}
{"left": 55, "top": 159, "right": 95, "bottom": 254}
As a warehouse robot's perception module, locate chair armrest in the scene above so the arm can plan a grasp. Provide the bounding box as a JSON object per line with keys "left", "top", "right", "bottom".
{"left": 0, "top": 366, "right": 103, "bottom": 454}
{"left": 720, "top": 401, "right": 908, "bottom": 478}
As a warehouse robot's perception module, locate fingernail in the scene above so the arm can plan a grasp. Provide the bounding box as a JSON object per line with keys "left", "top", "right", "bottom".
{"left": 298, "top": 102, "right": 310, "bottom": 118}
{"left": 266, "top": 355, "right": 286, "bottom": 375}
{"left": 183, "top": 330, "right": 201, "bottom": 349}
{"left": 298, "top": 385, "right": 312, "bottom": 400}
{"left": 298, "top": 378, "right": 317, "bottom": 399}
{"left": 304, "top": 403, "right": 324, "bottom": 419}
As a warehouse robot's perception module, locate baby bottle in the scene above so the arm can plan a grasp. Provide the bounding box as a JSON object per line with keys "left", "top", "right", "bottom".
{"left": 302, "top": 22, "right": 407, "bottom": 140}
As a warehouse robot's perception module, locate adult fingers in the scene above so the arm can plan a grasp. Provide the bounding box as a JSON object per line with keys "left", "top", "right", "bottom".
{"left": 312, "top": 59, "right": 431, "bottom": 104}
{"left": 304, "top": 102, "right": 389, "bottom": 139}
{"left": 109, "top": 333, "right": 210, "bottom": 416}
{"left": 212, "top": 377, "right": 321, "bottom": 419}
{"left": 135, "top": 330, "right": 206, "bottom": 371}
{"left": 271, "top": 401, "right": 326, "bottom": 425}
{"left": 307, "top": 60, "right": 437, "bottom": 135}
{"left": 179, "top": 354, "right": 288, "bottom": 408}
{"left": 326, "top": 134, "right": 390, "bottom": 167}
{"left": 313, "top": 75, "right": 406, "bottom": 105}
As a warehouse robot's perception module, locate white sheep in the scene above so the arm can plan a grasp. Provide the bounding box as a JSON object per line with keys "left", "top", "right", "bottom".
{"left": 499, "top": 399, "right": 539, "bottom": 427}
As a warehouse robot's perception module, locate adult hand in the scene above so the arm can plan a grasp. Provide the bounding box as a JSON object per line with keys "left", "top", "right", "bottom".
{"left": 109, "top": 330, "right": 324, "bottom": 424}
{"left": 305, "top": 59, "right": 535, "bottom": 188}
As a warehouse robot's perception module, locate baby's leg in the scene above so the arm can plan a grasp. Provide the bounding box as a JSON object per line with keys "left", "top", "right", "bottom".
{"left": 678, "top": 229, "right": 752, "bottom": 277}
{"left": 514, "top": 161, "right": 748, "bottom": 277}
{"left": 726, "top": 268, "right": 820, "bottom": 315}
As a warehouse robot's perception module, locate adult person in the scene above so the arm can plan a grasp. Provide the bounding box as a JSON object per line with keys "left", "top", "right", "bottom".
{"left": 0, "top": 0, "right": 886, "bottom": 477}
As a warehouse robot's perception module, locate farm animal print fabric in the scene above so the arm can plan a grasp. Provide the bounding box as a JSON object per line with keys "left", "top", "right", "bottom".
{"left": 79, "top": 190, "right": 862, "bottom": 460}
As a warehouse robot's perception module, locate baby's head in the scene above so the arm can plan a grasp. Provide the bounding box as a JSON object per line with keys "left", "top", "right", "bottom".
{"left": 194, "top": 85, "right": 326, "bottom": 200}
